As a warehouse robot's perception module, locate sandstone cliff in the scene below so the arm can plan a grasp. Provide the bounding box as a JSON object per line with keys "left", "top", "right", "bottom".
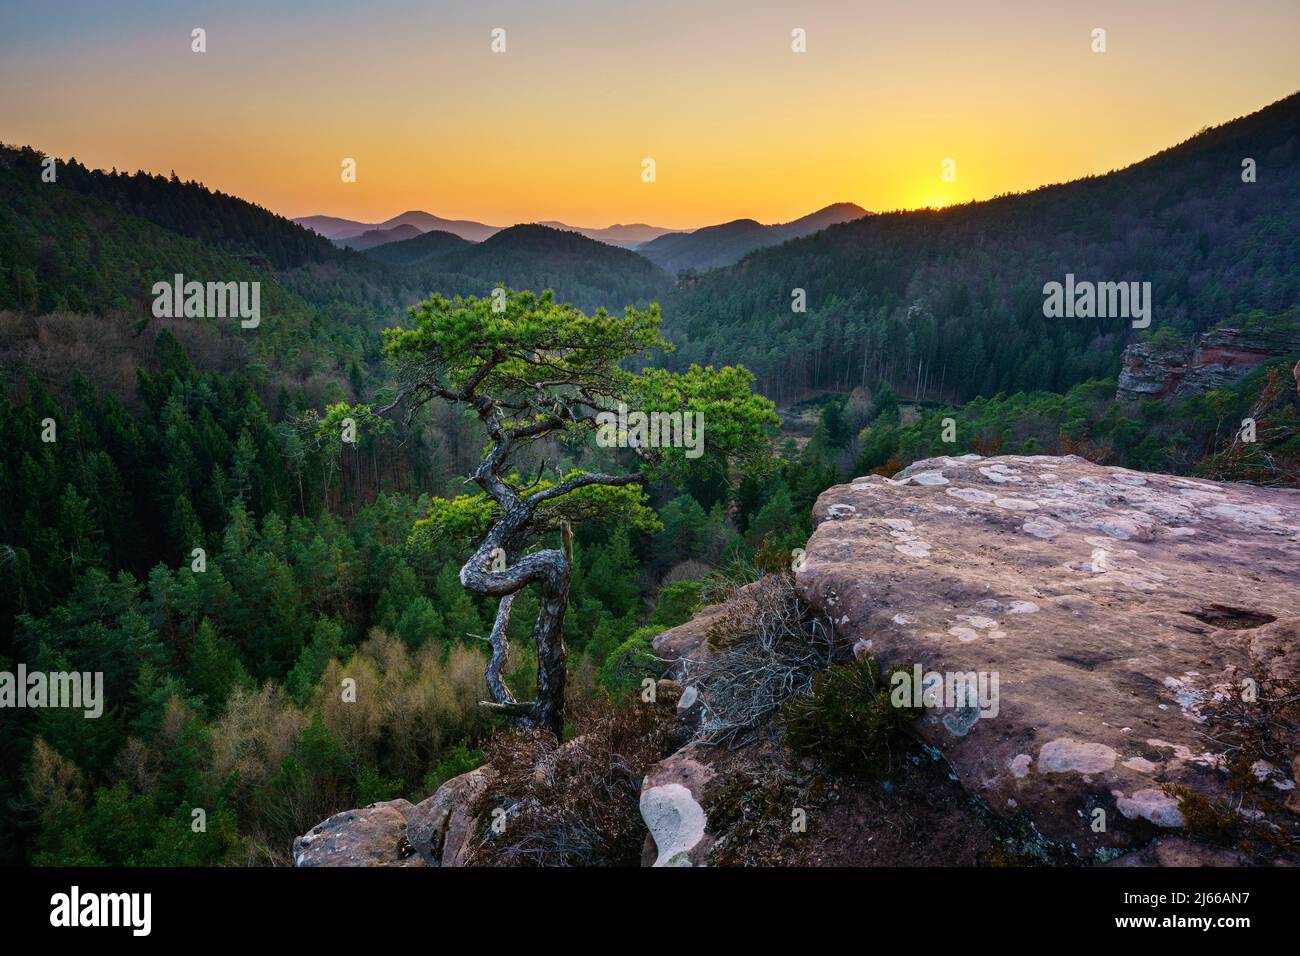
{"left": 1117, "top": 326, "right": 1300, "bottom": 401}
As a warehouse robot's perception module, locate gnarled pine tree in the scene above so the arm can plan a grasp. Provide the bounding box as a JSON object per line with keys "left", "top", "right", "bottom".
{"left": 372, "top": 289, "right": 777, "bottom": 737}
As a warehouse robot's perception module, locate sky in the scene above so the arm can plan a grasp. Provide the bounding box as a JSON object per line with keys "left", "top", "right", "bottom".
{"left": 1, "top": 0, "right": 1297, "bottom": 229}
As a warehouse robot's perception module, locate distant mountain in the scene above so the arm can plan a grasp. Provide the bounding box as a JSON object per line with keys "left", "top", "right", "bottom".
{"left": 292, "top": 214, "right": 373, "bottom": 241}
{"left": 389, "top": 223, "right": 672, "bottom": 312}
{"left": 770, "top": 202, "right": 870, "bottom": 240}
{"left": 659, "top": 92, "right": 1300, "bottom": 406}
{"left": 637, "top": 203, "right": 867, "bottom": 274}
{"left": 536, "top": 221, "right": 680, "bottom": 248}
{"left": 637, "top": 219, "right": 772, "bottom": 274}
{"left": 298, "top": 206, "right": 863, "bottom": 261}
{"left": 295, "top": 210, "right": 502, "bottom": 243}
{"left": 362, "top": 229, "right": 473, "bottom": 266}
{"left": 337, "top": 223, "right": 423, "bottom": 250}
{"left": 367, "top": 211, "right": 501, "bottom": 243}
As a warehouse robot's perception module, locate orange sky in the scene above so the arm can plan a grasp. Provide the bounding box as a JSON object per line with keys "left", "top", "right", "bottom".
{"left": 2, "top": 0, "right": 1297, "bottom": 228}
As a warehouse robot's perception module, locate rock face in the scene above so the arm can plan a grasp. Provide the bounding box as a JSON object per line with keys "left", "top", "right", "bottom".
{"left": 1116, "top": 326, "right": 1300, "bottom": 401}
{"left": 292, "top": 799, "right": 421, "bottom": 867}
{"left": 1115, "top": 341, "right": 1193, "bottom": 400}
{"left": 293, "top": 768, "right": 490, "bottom": 867}
{"left": 406, "top": 767, "right": 493, "bottom": 866}
{"left": 799, "top": 454, "right": 1300, "bottom": 855}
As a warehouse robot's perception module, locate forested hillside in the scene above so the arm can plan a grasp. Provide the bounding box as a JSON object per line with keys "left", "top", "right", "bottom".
{"left": 362, "top": 229, "right": 473, "bottom": 266}
{"left": 339, "top": 224, "right": 424, "bottom": 251}
{"left": 659, "top": 93, "right": 1300, "bottom": 405}
{"left": 378, "top": 223, "right": 673, "bottom": 312}
{"left": 637, "top": 202, "right": 866, "bottom": 275}
{"left": 0, "top": 320, "right": 820, "bottom": 865}
{"left": 638, "top": 218, "right": 774, "bottom": 274}
{"left": 24, "top": 151, "right": 340, "bottom": 270}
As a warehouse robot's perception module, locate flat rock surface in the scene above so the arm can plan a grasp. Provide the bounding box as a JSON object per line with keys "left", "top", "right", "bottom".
{"left": 800, "top": 454, "right": 1300, "bottom": 854}
{"left": 292, "top": 799, "right": 422, "bottom": 867}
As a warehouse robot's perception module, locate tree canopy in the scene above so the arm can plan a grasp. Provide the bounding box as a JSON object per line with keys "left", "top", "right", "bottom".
{"left": 364, "top": 288, "right": 778, "bottom": 734}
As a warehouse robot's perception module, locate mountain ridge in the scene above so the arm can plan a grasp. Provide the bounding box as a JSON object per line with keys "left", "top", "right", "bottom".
{"left": 295, "top": 203, "right": 867, "bottom": 257}
{"left": 636, "top": 202, "right": 868, "bottom": 274}
{"left": 296, "top": 210, "right": 502, "bottom": 244}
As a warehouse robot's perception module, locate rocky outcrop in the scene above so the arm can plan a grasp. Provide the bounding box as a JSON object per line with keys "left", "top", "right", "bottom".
{"left": 798, "top": 453, "right": 1300, "bottom": 856}
{"left": 1117, "top": 326, "right": 1300, "bottom": 401}
{"left": 1115, "top": 340, "right": 1194, "bottom": 400}
{"left": 292, "top": 798, "right": 421, "bottom": 867}
{"left": 406, "top": 767, "right": 493, "bottom": 866}
{"left": 299, "top": 454, "right": 1298, "bottom": 867}
{"left": 293, "top": 768, "right": 490, "bottom": 867}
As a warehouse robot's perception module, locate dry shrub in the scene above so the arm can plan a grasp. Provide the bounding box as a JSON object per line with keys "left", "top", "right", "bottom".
{"left": 871, "top": 455, "right": 902, "bottom": 477}
{"left": 1164, "top": 672, "right": 1300, "bottom": 857}
{"left": 752, "top": 535, "right": 796, "bottom": 576}
{"left": 706, "top": 762, "right": 830, "bottom": 867}
{"left": 1195, "top": 674, "right": 1300, "bottom": 773}
{"left": 1058, "top": 433, "right": 1113, "bottom": 463}
{"left": 463, "top": 698, "right": 677, "bottom": 866}
{"left": 686, "top": 572, "right": 836, "bottom": 747}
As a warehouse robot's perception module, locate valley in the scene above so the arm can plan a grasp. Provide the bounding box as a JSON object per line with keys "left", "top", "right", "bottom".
{"left": 1, "top": 91, "right": 1297, "bottom": 873}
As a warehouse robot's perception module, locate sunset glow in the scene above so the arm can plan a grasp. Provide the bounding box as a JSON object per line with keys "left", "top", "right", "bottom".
{"left": 2, "top": 0, "right": 1298, "bottom": 227}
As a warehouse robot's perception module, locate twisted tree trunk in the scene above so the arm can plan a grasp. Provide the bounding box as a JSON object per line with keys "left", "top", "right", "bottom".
{"left": 531, "top": 557, "right": 571, "bottom": 738}
{"left": 460, "top": 526, "right": 571, "bottom": 738}
{"left": 387, "top": 359, "right": 630, "bottom": 740}
{"left": 484, "top": 593, "right": 516, "bottom": 706}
